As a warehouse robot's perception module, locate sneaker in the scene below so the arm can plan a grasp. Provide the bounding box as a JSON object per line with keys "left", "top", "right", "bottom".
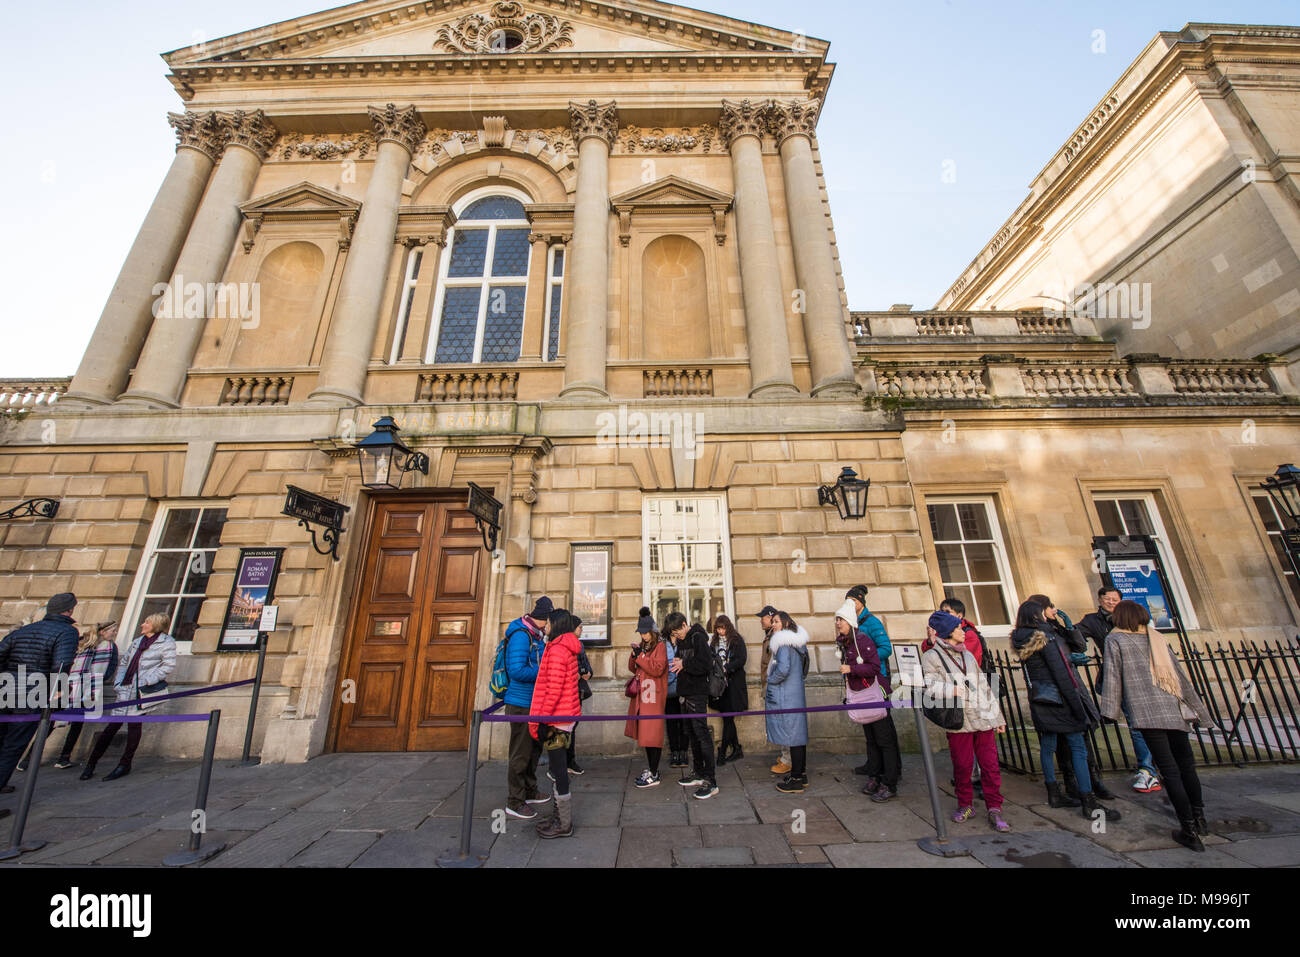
{"left": 870, "top": 785, "right": 897, "bottom": 803}
{"left": 861, "top": 776, "right": 881, "bottom": 796}
{"left": 1132, "top": 769, "right": 1163, "bottom": 793}
{"left": 525, "top": 791, "right": 552, "bottom": 805}
{"left": 776, "top": 774, "right": 807, "bottom": 794}
{"left": 679, "top": 774, "right": 707, "bottom": 788}
{"left": 506, "top": 802, "right": 538, "bottom": 820}
{"left": 634, "top": 770, "right": 661, "bottom": 789}
{"left": 988, "top": 808, "right": 1012, "bottom": 832}
{"left": 770, "top": 760, "right": 792, "bottom": 775}
{"left": 669, "top": 751, "right": 689, "bottom": 769}
{"left": 692, "top": 783, "right": 720, "bottom": 800}
{"left": 54, "top": 759, "right": 76, "bottom": 770}
{"left": 568, "top": 763, "right": 585, "bottom": 776}
{"left": 951, "top": 805, "right": 975, "bottom": 823}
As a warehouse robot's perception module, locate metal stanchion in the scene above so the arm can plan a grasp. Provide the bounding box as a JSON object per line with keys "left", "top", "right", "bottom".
{"left": 912, "top": 691, "right": 972, "bottom": 859}
{"left": 164, "top": 710, "right": 226, "bottom": 866}
{"left": 437, "top": 708, "right": 488, "bottom": 868}
{"left": 239, "top": 633, "right": 267, "bottom": 766}
{"left": 0, "top": 708, "right": 52, "bottom": 860}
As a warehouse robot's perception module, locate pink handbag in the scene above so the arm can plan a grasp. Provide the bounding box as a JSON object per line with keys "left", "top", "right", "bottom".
{"left": 845, "top": 631, "right": 887, "bottom": 725}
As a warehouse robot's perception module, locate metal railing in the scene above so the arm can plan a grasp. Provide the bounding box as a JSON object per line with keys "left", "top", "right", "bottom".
{"left": 992, "top": 638, "right": 1300, "bottom": 776}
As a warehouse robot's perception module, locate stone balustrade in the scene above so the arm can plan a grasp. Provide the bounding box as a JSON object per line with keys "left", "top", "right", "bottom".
{"left": 877, "top": 364, "right": 988, "bottom": 400}
{"left": 219, "top": 375, "right": 293, "bottom": 406}
{"left": 416, "top": 370, "right": 519, "bottom": 402}
{"left": 1167, "top": 361, "right": 1274, "bottom": 397}
{"left": 643, "top": 368, "right": 714, "bottom": 397}
{"left": 1016, "top": 314, "right": 1073, "bottom": 335}
{"left": 0, "top": 378, "right": 69, "bottom": 413}
{"left": 851, "top": 310, "right": 1094, "bottom": 339}
{"left": 1020, "top": 362, "right": 1138, "bottom": 399}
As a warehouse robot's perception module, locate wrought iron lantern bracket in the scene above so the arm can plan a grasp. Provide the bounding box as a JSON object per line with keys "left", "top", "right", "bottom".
{"left": 0, "top": 498, "right": 59, "bottom": 521}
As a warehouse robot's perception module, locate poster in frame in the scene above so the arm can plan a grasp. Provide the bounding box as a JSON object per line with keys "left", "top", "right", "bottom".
{"left": 570, "top": 542, "right": 613, "bottom": 646}
{"left": 217, "top": 547, "right": 284, "bottom": 652}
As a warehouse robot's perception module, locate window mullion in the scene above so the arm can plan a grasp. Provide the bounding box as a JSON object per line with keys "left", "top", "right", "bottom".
{"left": 474, "top": 225, "right": 498, "bottom": 363}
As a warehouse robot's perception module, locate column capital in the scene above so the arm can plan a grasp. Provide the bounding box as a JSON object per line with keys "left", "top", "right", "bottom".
{"left": 215, "top": 109, "right": 279, "bottom": 161}
{"left": 568, "top": 99, "right": 618, "bottom": 147}
{"left": 368, "top": 103, "right": 427, "bottom": 155}
{"left": 167, "top": 111, "right": 224, "bottom": 161}
{"left": 719, "top": 98, "right": 772, "bottom": 149}
{"left": 767, "top": 97, "right": 821, "bottom": 147}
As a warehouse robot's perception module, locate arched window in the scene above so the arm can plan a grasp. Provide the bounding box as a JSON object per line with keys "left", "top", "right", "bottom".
{"left": 428, "top": 190, "right": 532, "bottom": 363}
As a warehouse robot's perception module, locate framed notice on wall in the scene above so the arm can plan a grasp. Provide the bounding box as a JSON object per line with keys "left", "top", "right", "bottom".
{"left": 570, "top": 542, "right": 613, "bottom": 646}
{"left": 218, "top": 547, "right": 284, "bottom": 651}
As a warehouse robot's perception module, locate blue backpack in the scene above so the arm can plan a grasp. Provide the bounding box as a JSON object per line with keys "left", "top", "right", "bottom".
{"left": 489, "top": 631, "right": 511, "bottom": 699}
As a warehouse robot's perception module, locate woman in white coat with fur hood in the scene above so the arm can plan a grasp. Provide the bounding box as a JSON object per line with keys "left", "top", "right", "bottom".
{"left": 765, "top": 611, "right": 811, "bottom": 794}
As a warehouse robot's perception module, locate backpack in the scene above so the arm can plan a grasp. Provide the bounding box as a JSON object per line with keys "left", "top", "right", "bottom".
{"left": 967, "top": 623, "right": 999, "bottom": 684}
{"left": 707, "top": 651, "right": 728, "bottom": 699}
{"left": 489, "top": 630, "right": 511, "bottom": 699}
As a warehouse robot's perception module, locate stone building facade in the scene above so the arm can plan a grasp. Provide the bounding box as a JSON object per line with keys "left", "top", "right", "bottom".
{"left": 1, "top": 3, "right": 1298, "bottom": 762}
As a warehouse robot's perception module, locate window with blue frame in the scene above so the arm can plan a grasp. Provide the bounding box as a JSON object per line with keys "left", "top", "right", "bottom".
{"left": 429, "top": 194, "right": 531, "bottom": 363}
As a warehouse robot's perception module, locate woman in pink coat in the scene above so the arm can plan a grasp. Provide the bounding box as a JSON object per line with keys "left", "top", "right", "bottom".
{"left": 626, "top": 607, "right": 668, "bottom": 788}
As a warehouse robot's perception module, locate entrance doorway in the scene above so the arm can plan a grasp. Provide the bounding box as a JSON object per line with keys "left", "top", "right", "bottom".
{"left": 334, "top": 492, "right": 486, "bottom": 751}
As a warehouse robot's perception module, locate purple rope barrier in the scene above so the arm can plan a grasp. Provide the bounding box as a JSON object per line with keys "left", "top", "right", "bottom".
{"left": 100, "top": 678, "right": 256, "bottom": 712}
{"left": 482, "top": 697, "right": 910, "bottom": 723}
{"left": 0, "top": 712, "right": 215, "bottom": 723}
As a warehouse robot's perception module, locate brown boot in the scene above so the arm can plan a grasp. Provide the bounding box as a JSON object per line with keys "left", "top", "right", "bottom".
{"left": 536, "top": 793, "right": 573, "bottom": 839}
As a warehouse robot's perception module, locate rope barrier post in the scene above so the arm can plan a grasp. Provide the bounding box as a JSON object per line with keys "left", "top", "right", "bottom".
{"left": 239, "top": 632, "right": 268, "bottom": 766}
{"left": 0, "top": 708, "right": 52, "bottom": 860}
{"left": 437, "top": 707, "right": 488, "bottom": 868}
{"left": 164, "top": 710, "right": 226, "bottom": 866}
{"left": 911, "top": 688, "right": 971, "bottom": 859}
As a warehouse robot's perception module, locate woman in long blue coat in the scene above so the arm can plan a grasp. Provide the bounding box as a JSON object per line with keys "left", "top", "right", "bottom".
{"left": 765, "top": 611, "right": 811, "bottom": 793}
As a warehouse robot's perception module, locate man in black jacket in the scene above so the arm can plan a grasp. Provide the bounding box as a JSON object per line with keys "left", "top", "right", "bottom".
{"left": 1076, "top": 586, "right": 1121, "bottom": 659}
{"left": 669, "top": 617, "right": 718, "bottom": 800}
{"left": 0, "top": 593, "right": 80, "bottom": 800}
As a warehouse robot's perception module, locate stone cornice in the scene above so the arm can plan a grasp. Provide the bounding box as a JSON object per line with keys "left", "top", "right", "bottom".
{"left": 767, "top": 97, "right": 821, "bottom": 146}
{"left": 569, "top": 99, "right": 618, "bottom": 147}
{"left": 168, "top": 110, "right": 224, "bottom": 161}
{"left": 216, "top": 109, "right": 279, "bottom": 160}
{"left": 368, "top": 102, "right": 427, "bottom": 154}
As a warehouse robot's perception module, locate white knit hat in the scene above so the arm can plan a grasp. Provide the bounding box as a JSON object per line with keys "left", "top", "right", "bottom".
{"left": 834, "top": 600, "right": 859, "bottom": 627}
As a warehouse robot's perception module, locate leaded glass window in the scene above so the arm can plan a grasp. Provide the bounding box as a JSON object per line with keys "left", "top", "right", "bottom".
{"left": 429, "top": 192, "right": 531, "bottom": 363}
{"left": 544, "top": 245, "right": 565, "bottom": 361}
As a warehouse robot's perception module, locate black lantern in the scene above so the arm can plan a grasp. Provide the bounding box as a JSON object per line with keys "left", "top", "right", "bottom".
{"left": 354, "top": 417, "right": 429, "bottom": 490}
{"left": 817, "top": 466, "right": 870, "bottom": 521}
{"left": 1260, "top": 463, "right": 1300, "bottom": 529}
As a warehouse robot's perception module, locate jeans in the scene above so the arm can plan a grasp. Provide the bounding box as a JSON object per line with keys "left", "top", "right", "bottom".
{"left": 540, "top": 725, "right": 570, "bottom": 797}
{"left": 1137, "top": 727, "right": 1203, "bottom": 821}
{"left": 86, "top": 721, "right": 143, "bottom": 771}
{"left": 863, "top": 713, "right": 902, "bottom": 789}
{"left": 680, "top": 695, "right": 715, "bottom": 784}
{"left": 949, "top": 729, "right": 1003, "bottom": 810}
{"left": 505, "top": 703, "right": 542, "bottom": 805}
{"left": 664, "top": 695, "right": 687, "bottom": 753}
{"left": 790, "top": 745, "right": 807, "bottom": 777}
{"left": 1123, "top": 702, "right": 1158, "bottom": 773}
{"left": 1040, "top": 731, "right": 1090, "bottom": 792}
{"left": 0, "top": 718, "right": 39, "bottom": 789}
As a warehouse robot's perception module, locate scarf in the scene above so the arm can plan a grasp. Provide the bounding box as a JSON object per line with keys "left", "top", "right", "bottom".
{"left": 122, "top": 634, "right": 159, "bottom": 684}
{"left": 1146, "top": 625, "right": 1181, "bottom": 699}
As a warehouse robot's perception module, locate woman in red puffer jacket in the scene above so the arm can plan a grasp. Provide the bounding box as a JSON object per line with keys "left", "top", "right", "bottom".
{"left": 529, "top": 609, "right": 583, "bottom": 839}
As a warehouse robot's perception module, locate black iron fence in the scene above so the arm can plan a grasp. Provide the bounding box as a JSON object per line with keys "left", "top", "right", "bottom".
{"left": 992, "top": 638, "right": 1300, "bottom": 776}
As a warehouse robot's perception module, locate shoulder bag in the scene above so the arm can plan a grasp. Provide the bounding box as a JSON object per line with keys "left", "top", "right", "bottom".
{"left": 844, "top": 630, "right": 887, "bottom": 725}
{"left": 922, "top": 647, "right": 965, "bottom": 731}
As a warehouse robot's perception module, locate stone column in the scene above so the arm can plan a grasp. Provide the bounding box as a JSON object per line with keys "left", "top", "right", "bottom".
{"left": 310, "top": 104, "right": 427, "bottom": 405}
{"left": 117, "top": 110, "right": 279, "bottom": 408}
{"left": 720, "top": 99, "right": 797, "bottom": 397}
{"left": 770, "top": 98, "right": 858, "bottom": 396}
{"left": 64, "top": 113, "right": 224, "bottom": 406}
{"left": 559, "top": 100, "right": 617, "bottom": 400}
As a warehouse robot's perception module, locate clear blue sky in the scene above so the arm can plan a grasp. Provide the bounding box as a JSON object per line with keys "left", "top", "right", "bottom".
{"left": 3, "top": 0, "right": 1296, "bottom": 377}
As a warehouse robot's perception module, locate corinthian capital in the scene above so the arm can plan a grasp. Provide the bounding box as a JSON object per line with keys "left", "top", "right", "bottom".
{"left": 767, "top": 98, "right": 821, "bottom": 146}
{"left": 168, "top": 111, "right": 224, "bottom": 161}
{"left": 719, "top": 98, "right": 772, "bottom": 148}
{"left": 215, "top": 109, "right": 280, "bottom": 160}
{"left": 368, "top": 103, "right": 427, "bottom": 155}
{"left": 569, "top": 100, "right": 618, "bottom": 147}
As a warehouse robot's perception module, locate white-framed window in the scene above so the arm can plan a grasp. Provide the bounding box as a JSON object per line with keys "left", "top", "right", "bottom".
{"left": 542, "top": 244, "right": 565, "bottom": 361}
{"left": 1250, "top": 492, "right": 1300, "bottom": 606}
{"left": 926, "top": 497, "right": 1017, "bottom": 636}
{"left": 388, "top": 246, "right": 424, "bottom": 364}
{"left": 426, "top": 187, "right": 532, "bottom": 364}
{"left": 642, "top": 494, "right": 734, "bottom": 627}
{"left": 120, "top": 504, "right": 229, "bottom": 653}
{"left": 1093, "top": 493, "right": 1199, "bottom": 629}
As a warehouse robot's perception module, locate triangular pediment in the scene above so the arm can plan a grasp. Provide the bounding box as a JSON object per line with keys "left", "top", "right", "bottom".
{"left": 239, "top": 182, "right": 362, "bottom": 215}
{"left": 164, "top": 0, "right": 826, "bottom": 66}
{"left": 611, "top": 175, "right": 732, "bottom": 209}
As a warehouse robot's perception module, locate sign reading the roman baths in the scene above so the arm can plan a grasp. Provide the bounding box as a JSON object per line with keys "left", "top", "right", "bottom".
{"left": 570, "top": 542, "right": 613, "bottom": 646}
{"left": 218, "top": 548, "right": 284, "bottom": 651}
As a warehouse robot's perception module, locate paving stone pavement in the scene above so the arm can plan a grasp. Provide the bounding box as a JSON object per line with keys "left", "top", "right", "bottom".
{"left": 1, "top": 750, "right": 1297, "bottom": 867}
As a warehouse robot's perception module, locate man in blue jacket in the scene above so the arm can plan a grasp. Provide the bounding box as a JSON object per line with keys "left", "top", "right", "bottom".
{"left": 0, "top": 593, "right": 80, "bottom": 808}
{"left": 504, "top": 596, "right": 553, "bottom": 820}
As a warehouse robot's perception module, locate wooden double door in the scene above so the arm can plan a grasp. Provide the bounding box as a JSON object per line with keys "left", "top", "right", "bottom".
{"left": 335, "top": 493, "right": 486, "bottom": 752}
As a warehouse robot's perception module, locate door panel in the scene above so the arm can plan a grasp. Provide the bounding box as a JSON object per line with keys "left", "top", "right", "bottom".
{"left": 337, "top": 495, "right": 487, "bottom": 752}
